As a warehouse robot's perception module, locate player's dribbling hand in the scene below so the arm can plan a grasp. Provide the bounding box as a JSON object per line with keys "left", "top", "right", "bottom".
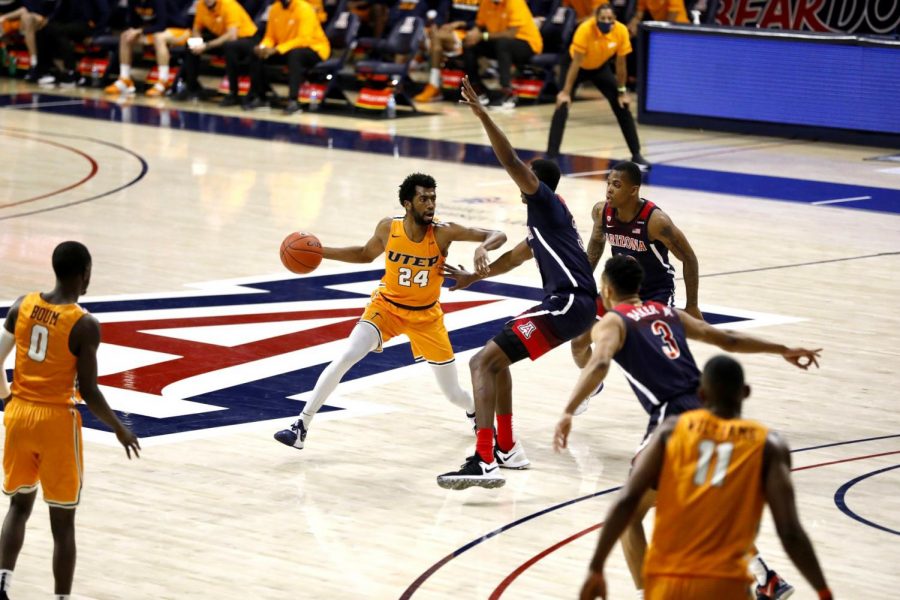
{"left": 115, "top": 425, "right": 142, "bottom": 459}
{"left": 442, "top": 264, "right": 478, "bottom": 291}
{"left": 555, "top": 91, "right": 571, "bottom": 109}
{"left": 553, "top": 414, "right": 573, "bottom": 452}
{"left": 579, "top": 571, "right": 607, "bottom": 599}
{"left": 782, "top": 347, "right": 822, "bottom": 370}
{"left": 459, "top": 76, "right": 486, "bottom": 116}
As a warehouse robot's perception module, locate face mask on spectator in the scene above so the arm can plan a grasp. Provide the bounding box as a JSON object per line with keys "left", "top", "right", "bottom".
{"left": 596, "top": 20, "right": 612, "bottom": 33}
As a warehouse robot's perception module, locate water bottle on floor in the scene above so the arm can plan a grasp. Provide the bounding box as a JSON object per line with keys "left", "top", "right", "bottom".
{"left": 386, "top": 91, "right": 396, "bottom": 119}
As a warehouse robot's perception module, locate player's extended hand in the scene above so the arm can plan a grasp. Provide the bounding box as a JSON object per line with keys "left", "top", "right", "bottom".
{"left": 473, "top": 246, "right": 490, "bottom": 277}
{"left": 553, "top": 413, "right": 573, "bottom": 452}
{"left": 555, "top": 90, "right": 571, "bottom": 109}
{"left": 782, "top": 347, "right": 822, "bottom": 370}
{"left": 115, "top": 425, "right": 142, "bottom": 459}
{"left": 442, "top": 264, "right": 479, "bottom": 291}
{"left": 459, "top": 76, "right": 487, "bottom": 117}
{"left": 617, "top": 91, "right": 630, "bottom": 109}
{"left": 579, "top": 570, "right": 607, "bottom": 599}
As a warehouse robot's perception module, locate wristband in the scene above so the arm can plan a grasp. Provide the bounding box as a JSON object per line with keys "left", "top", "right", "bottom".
{"left": 617, "top": 86, "right": 626, "bottom": 94}
{"left": 483, "top": 31, "right": 489, "bottom": 41}
{"left": 817, "top": 589, "right": 833, "bottom": 600}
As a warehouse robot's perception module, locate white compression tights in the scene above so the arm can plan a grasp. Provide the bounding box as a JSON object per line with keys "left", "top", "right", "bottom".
{"left": 299, "top": 323, "right": 476, "bottom": 428}
{"left": 300, "top": 323, "right": 379, "bottom": 428}
{"left": 430, "top": 361, "right": 475, "bottom": 413}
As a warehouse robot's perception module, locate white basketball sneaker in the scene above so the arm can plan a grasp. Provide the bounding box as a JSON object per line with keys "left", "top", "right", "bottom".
{"left": 573, "top": 382, "right": 604, "bottom": 416}
{"left": 437, "top": 454, "right": 505, "bottom": 490}
{"left": 495, "top": 439, "right": 530, "bottom": 469}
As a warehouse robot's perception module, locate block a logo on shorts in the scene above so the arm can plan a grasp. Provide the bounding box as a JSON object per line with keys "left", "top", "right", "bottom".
{"left": 1, "top": 269, "right": 783, "bottom": 443}
{"left": 517, "top": 321, "right": 537, "bottom": 340}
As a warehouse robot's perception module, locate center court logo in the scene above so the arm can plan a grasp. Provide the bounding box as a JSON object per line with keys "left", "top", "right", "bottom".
{"left": 1, "top": 269, "right": 791, "bottom": 443}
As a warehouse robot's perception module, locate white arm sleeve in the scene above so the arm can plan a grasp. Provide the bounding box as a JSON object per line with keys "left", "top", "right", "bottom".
{"left": 0, "top": 329, "right": 14, "bottom": 398}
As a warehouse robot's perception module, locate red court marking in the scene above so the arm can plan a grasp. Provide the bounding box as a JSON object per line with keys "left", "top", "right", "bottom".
{"left": 98, "top": 299, "right": 497, "bottom": 395}
{"left": 489, "top": 449, "right": 900, "bottom": 598}
{"left": 489, "top": 521, "right": 605, "bottom": 600}
{"left": 792, "top": 450, "right": 900, "bottom": 472}
{"left": 0, "top": 132, "right": 99, "bottom": 208}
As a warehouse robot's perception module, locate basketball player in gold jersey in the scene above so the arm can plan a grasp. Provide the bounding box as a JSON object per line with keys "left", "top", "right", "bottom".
{"left": 578, "top": 355, "right": 833, "bottom": 600}
{"left": 275, "top": 172, "right": 507, "bottom": 449}
{"left": 0, "top": 241, "right": 141, "bottom": 600}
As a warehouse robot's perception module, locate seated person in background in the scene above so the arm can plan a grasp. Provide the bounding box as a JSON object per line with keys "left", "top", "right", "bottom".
{"left": 414, "top": 0, "right": 478, "bottom": 103}
{"left": 244, "top": 0, "right": 329, "bottom": 115}
{"left": 461, "top": 0, "right": 542, "bottom": 108}
{"left": 175, "top": 0, "right": 259, "bottom": 103}
{"left": 104, "top": 0, "right": 193, "bottom": 97}
{"left": 34, "top": 0, "right": 110, "bottom": 87}
{"left": 348, "top": 0, "right": 395, "bottom": 40}
{"left": 627, "top": 0, "right": 687, "bottom": 35}
{"left": 562, "top": 0, "right": 602, "bottom": 21}
{"left": 0, "top": 1, "right": 25, "bottom": 49}
{"left": 11, "top": 0, "right": 60, "bottom": 81}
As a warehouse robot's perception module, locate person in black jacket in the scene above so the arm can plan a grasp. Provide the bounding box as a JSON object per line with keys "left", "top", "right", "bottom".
{"left": 36, "top": 0, "right": 111, "bottom": 86}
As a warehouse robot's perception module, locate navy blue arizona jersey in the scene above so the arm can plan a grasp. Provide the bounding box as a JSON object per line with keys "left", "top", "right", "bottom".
{"left": 611, "top": 301, "right": 700, "bottom": 416}
{"left": 603, "top": 200, "right": 675, "bottom": 303}
{"left": 524, "top": 182, "right": 597, "bottom": 300}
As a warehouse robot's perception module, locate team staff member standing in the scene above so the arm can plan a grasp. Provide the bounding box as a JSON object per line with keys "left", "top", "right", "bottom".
{"left": 462, "top": 0, "right": 542, "bottom": 108}
{"left": 244, "top": 0, "right": 329, "bottom": 115}
{"left": 175, "top": 0, "right": 259, "bottom": 103}
{"left": 0, "top": 241, "right": 140, "bottom": 600}
{"left": 547, "top": 4, "right": 647, "bottom": 166}
{"left": 627, "top": 0, "right": 687, "bottom": 35}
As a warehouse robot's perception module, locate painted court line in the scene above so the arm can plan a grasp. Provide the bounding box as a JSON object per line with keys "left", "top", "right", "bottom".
{"left": 1, "top": 99, "right": 86, "bottom": 110}
{"left": 811, "top": 195, "right": 873, "bottom": 205}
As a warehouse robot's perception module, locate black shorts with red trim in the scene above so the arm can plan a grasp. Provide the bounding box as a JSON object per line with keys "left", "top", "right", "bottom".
{"left": 493, "top": 291, "right": 596, "bottom": 363}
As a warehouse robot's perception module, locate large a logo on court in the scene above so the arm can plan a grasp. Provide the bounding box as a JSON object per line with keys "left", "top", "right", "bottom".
{"left": 1, "top": 269, "right": 797, "bottom": 443}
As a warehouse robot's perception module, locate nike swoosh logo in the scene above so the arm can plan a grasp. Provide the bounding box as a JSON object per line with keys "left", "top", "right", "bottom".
{"left": 484, "top": 466, "right": 498, "bottom": 473}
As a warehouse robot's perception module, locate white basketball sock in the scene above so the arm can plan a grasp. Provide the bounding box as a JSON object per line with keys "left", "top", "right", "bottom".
{"left": 158, "top": 65, "right": 170, "bottom": 84}
{"left": 120, "top": 64, "right": 131, "bottom": 80}
{"left": 748, "top": 553, "right": 770, "bottom": 585}
{"left": 430, "top": 360, "right": 474, "bottom": 413}
{"left": 300, "top": 323, "right": 379, "bottom": 429}
{"left": 0, "top": 569, "right": 11, "bottom": 591}
{"left": 429, "top": 68, "right": 441, "bottom": 88}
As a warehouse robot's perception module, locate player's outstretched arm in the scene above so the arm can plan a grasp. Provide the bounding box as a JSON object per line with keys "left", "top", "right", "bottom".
{"left": 678, "top": 310, "right": 821, "bottom": 369}
{"left": 648, "top": 210, "right": 701, "bottom": 319}
{"left": 554, "top": 315, "right": 625, "bottom": 451}
{"left": 764, "top": 433, "right": 833, "bottom": 599}
{"left": 459, "top": 76, "right": 540, "bottom": 195}
{"left": 443, "top": 239, "right": 533, "bottom": 290}
{"left": 72, "top": 315, "right": 141, "bottom": 459}
{"left": 578, "top": 417, "right": 673, "bottom": 600}
{"left": 322, "top": 217, "right": 390, "bottom": 263}
{"left": 442, "top": 223, "right": 507, "bottom": 276}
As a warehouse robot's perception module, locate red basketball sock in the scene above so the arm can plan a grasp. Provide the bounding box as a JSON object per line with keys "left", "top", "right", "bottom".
{"left": 476, "top": 428, "right": 494, "bottom": 464}
{"left": 496, "top": 414, "right": 514, "bottom": 452}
